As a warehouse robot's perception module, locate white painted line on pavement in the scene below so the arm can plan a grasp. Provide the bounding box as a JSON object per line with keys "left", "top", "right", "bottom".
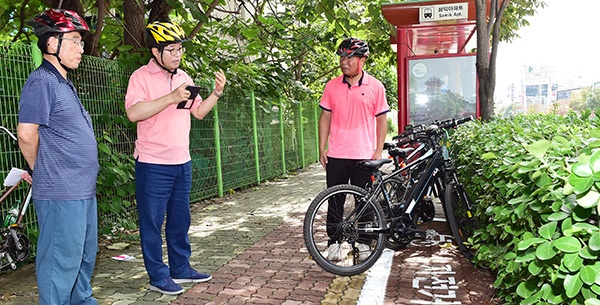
{"left": 357, "top": 248, "right": 394, "bottom": 305}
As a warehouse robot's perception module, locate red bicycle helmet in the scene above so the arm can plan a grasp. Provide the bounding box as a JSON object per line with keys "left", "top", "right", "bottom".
{"left": 336, "top": 38, "right": 369, "bottom": 58}
{"left": 29, "top": 9, "right": 89, "bottom": 37}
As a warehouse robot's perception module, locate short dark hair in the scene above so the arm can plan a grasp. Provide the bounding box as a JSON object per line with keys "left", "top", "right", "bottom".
{"left": 36, "top": 32, "right": 58, "bottom": 54}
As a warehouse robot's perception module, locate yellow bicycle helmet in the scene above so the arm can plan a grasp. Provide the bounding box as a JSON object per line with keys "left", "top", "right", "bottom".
{"left": 145, "top": 21, "right": 188, "bottom": 47}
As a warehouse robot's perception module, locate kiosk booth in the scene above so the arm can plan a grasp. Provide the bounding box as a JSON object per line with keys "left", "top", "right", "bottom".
{"left": 382, "top": 0, "right": 488, "bottom": 131}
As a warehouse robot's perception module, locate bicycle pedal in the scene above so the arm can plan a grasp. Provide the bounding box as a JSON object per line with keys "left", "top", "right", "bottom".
{"left": 425, "top": 229, "right": 438, "bottom": 240}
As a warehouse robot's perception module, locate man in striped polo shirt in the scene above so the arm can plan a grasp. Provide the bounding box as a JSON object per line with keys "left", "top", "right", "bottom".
{"left": 17, "top": 9, "right": 99, "bottom": 305}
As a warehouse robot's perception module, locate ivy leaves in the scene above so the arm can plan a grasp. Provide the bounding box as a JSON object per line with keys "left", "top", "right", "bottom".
{"left": 450, "top": 113, "right": 600, "bottom": 304}
{"left": 568, "top": 149, "right": 600, "bottom": 209}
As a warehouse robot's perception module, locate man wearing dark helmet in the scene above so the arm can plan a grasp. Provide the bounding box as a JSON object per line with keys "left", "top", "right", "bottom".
{"left": 318, "top": 37, "right": 390, "bottom": 262}
{"left": 17, "top": 8, "right": 99, "bottom": 305}
{"left": 125, "top": 21, "right": 226, "bottom": 295}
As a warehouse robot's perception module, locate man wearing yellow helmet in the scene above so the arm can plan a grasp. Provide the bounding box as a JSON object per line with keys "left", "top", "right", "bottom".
{"left": 144, "top": 21, "right": 189, "bottom": 74}
{"left": 124, "top": 20, "right": 226, "bottom": 295}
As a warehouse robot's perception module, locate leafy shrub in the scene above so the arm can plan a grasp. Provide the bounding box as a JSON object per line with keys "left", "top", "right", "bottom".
{"left": 387, "top": 117, "right": 397, "bottom": 135}
{"left": 450, "top": 111, "right": 600, "bottom": 305}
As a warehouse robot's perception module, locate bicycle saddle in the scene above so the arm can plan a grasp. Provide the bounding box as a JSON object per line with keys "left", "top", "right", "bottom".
{"left": 356, "top": 159, "right": 392, "bottom": 171}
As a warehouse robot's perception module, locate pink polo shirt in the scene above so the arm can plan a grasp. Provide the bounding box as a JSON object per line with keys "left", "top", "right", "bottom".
{"left": 320, "top": 71, "right": 389, "bottom": 160}
{"left": 125, "top": 59, "right": 202, "bottom": 164}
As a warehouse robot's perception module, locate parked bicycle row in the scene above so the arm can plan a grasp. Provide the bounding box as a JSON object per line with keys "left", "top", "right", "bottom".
{"left": 303, "top": 116, "right": 476, "bottom": 276}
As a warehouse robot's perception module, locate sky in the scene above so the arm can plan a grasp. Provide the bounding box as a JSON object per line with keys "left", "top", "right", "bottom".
{"left": 495, "top": 0, "right": 600, "bottom": 94}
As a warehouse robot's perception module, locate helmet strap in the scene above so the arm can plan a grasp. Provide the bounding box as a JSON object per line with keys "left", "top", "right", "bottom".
{"left": 153, "top": 49, "right": 178, "bottom": 75}
{"left": 344, "top": 67, "right": 363, "bottom": 81}
{"left": 342, "top": 56, "right": 364, "bottom": 80}
{"left": 46, "top": 33, "right": 73, "bottom": 74}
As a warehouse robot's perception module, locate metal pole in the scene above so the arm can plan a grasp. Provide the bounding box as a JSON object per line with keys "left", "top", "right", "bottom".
{"left": 213, "top": 96, "right": 223, "bottom": 197}
{"left": 279, "top": 97, "right": 286, "bottom": 174}
{"left": 314, "top": 103, "right": 319, "bottom": 163}
{"left": 298, "top": 101, "right": 305, "bottom": 168}
{"left": 398, "top": 28, "right": 408, "bottom": 132}
{"left": 31, "top": 41, "right": 42, "bottom": 68}
{"left": 250, "top": 91, "right": 261, "bottom": 183}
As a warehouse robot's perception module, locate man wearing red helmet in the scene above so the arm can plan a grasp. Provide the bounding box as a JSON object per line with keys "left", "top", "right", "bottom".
{"left": 17, "top": 8, "right": 99, "bottom": 305}
{"left": 318, "top": 37, "right": 389, "bottom": 261}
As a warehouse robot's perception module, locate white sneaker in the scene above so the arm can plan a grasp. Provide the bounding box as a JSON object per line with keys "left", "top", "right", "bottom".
{"left": 327, "top": 243, "right": 343, "bottom": 261}
{"left": 357, "top": 243, "right": 371, "bottom": 260}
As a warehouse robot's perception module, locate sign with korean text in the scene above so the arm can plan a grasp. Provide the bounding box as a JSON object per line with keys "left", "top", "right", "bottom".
{"left": 419, "top": 3, "right": 468, "bottom": 23}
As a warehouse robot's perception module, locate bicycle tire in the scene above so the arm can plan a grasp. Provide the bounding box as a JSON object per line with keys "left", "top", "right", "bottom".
{"left": 444, "top": 181, "right": 476, "bottom": 260}
{"left": 303, "top": 184, "right": 387, "bottom": 276}
{"left": 7, "top": 229, "right": 30, "bottom": 262}
{"left": 379, "top": 177, "right": 413, "bottom": 250}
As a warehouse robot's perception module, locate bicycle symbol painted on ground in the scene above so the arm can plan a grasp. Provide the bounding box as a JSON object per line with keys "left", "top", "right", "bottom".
{"left": 412, "top": 264, "right": 462, "bottom": 305}
{"left": 410, "top": 229, "right": 454, "bottom": 248}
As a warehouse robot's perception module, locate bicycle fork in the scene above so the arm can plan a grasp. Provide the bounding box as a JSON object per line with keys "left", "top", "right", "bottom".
{"left": 9, "top": 227, "right": 24, "bottom": 251}
{"left": 0, "top": 231, "right": 17, "bottom": 270}
{"left": 0, "top": 250, "right": 17, "bottom": 269}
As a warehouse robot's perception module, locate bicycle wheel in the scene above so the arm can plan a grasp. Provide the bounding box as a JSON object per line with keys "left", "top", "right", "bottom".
{"left": 444, "top": 181, "right": 476, "bottom": 260}
{"left": 378, "top": 177, "right": 412, "bottom": 250}
{"left": 303, "top": 184, "right": 387, "bottom": 276}
{"left": 7, "top": 229, "right": 30, "bottom": 262}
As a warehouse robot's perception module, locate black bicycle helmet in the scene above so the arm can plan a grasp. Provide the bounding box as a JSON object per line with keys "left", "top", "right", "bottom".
{"left": 145, "top": 21, "right": 189, "bottom": 48}
{"left": 336, "top": 38, "right": 369, "bottom": 58}
{"left": 29, "top": 9, "right": 89, "bottom": 37}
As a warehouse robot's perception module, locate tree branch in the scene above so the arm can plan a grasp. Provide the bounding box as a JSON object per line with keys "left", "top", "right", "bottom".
{"left": 10, "top": 0, "right": 31, "bottom": 43}
{"left": 189, "top": 0, "right": 220, "bottom": 39}
{"left": 88, "top": 0, "right": 108, "bottom": 56}
{"left": 488, "top": 0, "right": 509, "bottom": 90}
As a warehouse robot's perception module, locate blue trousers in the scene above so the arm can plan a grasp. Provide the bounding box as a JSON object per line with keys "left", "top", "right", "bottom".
{"left": 34, "top": 198, "right": 98, "bottom": 305}
{"left": 135, "top": 160, "right": 193, "bottom": 286}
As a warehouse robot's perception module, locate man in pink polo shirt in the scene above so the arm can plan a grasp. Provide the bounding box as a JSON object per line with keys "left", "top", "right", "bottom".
{"left": 124, "top": 21, "right": 226, "bottom": 295}
{"left": 318, "top": 37, "right": 389, "bottom": 261}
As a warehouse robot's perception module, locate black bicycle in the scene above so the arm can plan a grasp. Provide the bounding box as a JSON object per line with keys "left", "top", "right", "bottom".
{"left": 0, "top": 126, "right": 32, "bottom": 271}
{"left": 303, "top": 117, "right": 476, "bottom": 276}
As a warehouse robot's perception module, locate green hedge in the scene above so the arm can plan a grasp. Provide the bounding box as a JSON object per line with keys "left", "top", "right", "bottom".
{"left": 450, "top": 111, "right": 600, "bottom": 305}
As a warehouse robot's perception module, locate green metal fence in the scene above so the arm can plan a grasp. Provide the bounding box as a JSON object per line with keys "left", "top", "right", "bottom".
{"left": 0, "top": 41, "right": 319, "bottom": 245}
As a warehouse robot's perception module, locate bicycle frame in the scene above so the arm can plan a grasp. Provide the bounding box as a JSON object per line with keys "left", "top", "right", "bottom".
{"left": 361, "top": 121, "right": 471, "bottom": 238}
{"left": 359, "top": 146, "right": 445, "bottom": 236}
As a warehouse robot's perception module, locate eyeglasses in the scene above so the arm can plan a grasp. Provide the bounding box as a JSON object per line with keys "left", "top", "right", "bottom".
{"left": 163, "top": 47, "right": 186, "bottom": 56}
{"left": 61, "top": 37, "right": 85, "bottom": 49}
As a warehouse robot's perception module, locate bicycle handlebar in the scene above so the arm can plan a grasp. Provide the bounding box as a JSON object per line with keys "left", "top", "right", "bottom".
{"left": 392, "top": 116, "right": 473, "bottom": 146}
{"left": 392, "top": 124, "right": 426, "bottom": 141}
{"left": 0, "top": 126, "right": 18, "bottom": 142}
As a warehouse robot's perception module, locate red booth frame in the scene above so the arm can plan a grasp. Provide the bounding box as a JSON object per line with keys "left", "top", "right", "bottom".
{"left": 382, "top": 0, "right": 489, "bottom": 131}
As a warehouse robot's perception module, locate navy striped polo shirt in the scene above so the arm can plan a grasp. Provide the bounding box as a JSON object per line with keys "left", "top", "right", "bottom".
{"left": 18, "top": 60, "right": 99, "bottom": 200}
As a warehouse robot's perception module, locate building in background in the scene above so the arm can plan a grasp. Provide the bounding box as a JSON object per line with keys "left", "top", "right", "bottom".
{"left": 521, "top": 65, "right": 556, "bottom": 112}
{"left": 496, "top": 63, "right": 598, "bottom": 116}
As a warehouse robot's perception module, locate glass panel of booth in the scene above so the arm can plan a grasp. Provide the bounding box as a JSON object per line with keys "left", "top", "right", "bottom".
{"left": 407, "top": 55, "right": 477, "bottom": 126}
